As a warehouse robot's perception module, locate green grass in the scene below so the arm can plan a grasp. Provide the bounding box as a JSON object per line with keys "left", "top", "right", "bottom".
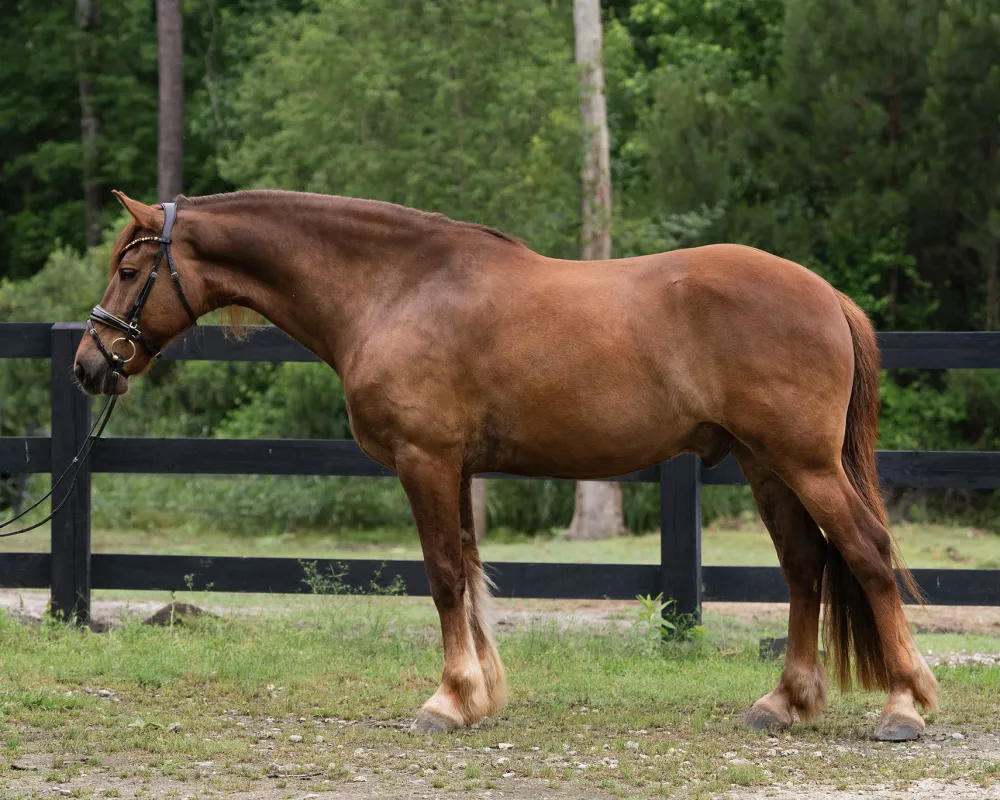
{"left": 0, "top": 600, "right": 998, "bottom": 798}
{"left": 2, "top": 518, "right": 997, "bottom": 569}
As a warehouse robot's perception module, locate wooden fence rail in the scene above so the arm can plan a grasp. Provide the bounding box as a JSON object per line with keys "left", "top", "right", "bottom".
{"left": 1, "top": 322, "right": 998, "bottom": 624}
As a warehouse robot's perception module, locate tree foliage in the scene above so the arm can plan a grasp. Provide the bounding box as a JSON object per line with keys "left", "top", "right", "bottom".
{"left": 223, "top": 0, "right": 581, "bottom": 256}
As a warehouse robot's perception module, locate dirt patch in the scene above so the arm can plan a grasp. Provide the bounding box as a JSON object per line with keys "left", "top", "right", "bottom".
{"left": 705, "top": 601, "right": 1000, "bottom": 636}
{"left": 2, "top": 591, "right": 1000, "bottom": 637}
{"left": 731, "top": 779, "right": 998, "bottom": 799}
{"left": 7, "top": 725, "right": 998, "bottom": 800}
{"left": 4, "top": 766, "right": 618, "bottom": 800}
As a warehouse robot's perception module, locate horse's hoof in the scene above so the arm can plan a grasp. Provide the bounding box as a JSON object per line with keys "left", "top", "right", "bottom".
{"left": 745, "top": 705, "right": 791, "bottom": 732}
{"left": 411, "top": 708, "right": 461, "bottom": 733}
{"left": 874, "top": 715, "right": 923, "bottom": 742}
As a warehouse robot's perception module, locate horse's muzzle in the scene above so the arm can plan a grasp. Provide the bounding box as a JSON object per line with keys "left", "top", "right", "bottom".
{"left": 73, "top": 355, "right": 128, "bottom": 396}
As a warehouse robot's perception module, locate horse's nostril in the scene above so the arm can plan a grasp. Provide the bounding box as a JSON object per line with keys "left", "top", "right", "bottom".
{"left": 73, "top": 362, "right": 86, "bottom": 384}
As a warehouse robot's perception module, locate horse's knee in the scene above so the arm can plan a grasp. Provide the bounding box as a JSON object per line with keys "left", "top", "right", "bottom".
{"left": 428, "top": 563, "right": 467, "bottom": 613}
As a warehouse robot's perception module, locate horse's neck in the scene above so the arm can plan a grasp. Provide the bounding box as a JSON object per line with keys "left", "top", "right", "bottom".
{"left": 194, "top": 196, "right": 440, "bottom": 371}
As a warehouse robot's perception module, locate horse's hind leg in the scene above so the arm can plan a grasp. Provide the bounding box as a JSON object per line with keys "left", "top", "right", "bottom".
{"left": 396, "top": 448, "right": 506, "bottom": 732}
{"left": 736, "top": 445, "right": 828, "bottom": 730}
{"left": 785, "top": 465, "right": 938, "bottom": 740}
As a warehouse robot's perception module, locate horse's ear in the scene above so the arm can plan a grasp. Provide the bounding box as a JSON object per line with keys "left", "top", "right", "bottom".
{"left": 111, "top": 190, "right": 161, "bottom": 231}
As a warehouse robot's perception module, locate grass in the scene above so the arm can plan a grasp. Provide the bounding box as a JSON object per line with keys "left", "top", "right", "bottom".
{"left": 0, "top": 598, "right": 998, "bottom": 799}
{"left": 2, "top": 517, "right": 998, "bottom": 569}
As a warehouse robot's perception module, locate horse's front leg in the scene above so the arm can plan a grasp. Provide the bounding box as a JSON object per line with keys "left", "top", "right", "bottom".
{"left": 398, "top": 448, "right": 505, "bottom": 732}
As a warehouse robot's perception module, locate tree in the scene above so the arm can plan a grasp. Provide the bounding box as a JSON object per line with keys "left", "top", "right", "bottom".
{"left": 565, "top": 0, "right": 626, "bottom": 541}
{"left": 920, "top": 0, "right": 1000, "bottom": 330}
{"left": 76, "top": 0, "right": 102, "bottom": 248}
{"left": 157, "top": 0, "right": 184, "bottom": 201}
{"left": 471, "top": 479, "right": 488, "bottom": 542}
{"left": 223, "top": 0, "right": 580, "bottom": 258}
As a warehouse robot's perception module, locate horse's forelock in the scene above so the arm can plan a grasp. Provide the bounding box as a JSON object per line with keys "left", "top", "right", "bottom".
{"left": 108, "top": 219, "right": 140, "bottom": 275}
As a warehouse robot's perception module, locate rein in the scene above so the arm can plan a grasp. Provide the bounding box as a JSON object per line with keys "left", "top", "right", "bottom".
{"left": 0, "top": 395, "right": 117, "bottom": 538}
{"left": 1, "top": 202, "right": 196, "bottom": 538}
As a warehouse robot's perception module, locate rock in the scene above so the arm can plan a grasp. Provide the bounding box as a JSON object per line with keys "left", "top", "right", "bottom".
{"left": 289, "top": 735, "right": 303, "bottom": 743}
{"left": 142, "top": 602, "right": 213, "bottom": 627}
{"left": 452, "top": 761, "right": 467, "bottom": 771}
{"left": 502, "top": 771, "right": 516, "bottom": 778}
{"left": 951, "top": 732, "right": 966, "bottom": 740}
{"left": 498, "top": 742, "right": 514, "bottom": 750}
{"left": 625, "top": 741, "right": 639, "bottom": 750}
{"left": 195, "top": 761, "right": 214, "bottom": 767}
{"left": 496, "top": 756, "right": 509, "bottom": 765}
{"left": 97, "top": 689, "right": 114, "bottom": 698}
{"left": 352, "top": 775, "right": 367, "bottom": 782}
{"left": 168, "top": 722, "right": 182, "bottom": 733}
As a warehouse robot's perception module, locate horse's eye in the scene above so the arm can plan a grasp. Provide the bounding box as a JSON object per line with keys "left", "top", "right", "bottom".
{"left": 119, "top": 267, "right": 138, "bottom": 280}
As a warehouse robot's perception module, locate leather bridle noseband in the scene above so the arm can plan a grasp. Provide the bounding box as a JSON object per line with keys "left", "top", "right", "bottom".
{"left": 86, "top": 202, "right": 198, "bottom": 377}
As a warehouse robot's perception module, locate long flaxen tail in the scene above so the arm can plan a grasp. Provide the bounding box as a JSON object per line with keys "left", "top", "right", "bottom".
{"left": 823, "top": 292, "right": 923, "bottom": 693}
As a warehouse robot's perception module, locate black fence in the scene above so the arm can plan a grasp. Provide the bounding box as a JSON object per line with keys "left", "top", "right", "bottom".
{"left": 1, "top": 322, "right": 999, "bottom": 624}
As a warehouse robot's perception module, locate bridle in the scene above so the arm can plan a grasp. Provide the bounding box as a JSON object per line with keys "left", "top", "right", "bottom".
{"left": 0, "top": 203, "right": 201, "bottom": 541}
{"left": 86, "top": 201, "right": 198, "bottom": 378}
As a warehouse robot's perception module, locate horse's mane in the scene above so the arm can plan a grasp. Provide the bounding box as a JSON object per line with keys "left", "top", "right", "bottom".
{"left": 181, "top": 189, "right": 522, "bottom": 245}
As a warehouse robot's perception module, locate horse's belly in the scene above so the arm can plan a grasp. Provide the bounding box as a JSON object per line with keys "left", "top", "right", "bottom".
{"left": 489, "top": 390, "right": 697, "bottom": 479}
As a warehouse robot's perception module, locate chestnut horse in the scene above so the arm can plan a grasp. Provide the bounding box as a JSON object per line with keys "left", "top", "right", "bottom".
{"left": 74, "top": 190, "right": 938, "bottom": 740}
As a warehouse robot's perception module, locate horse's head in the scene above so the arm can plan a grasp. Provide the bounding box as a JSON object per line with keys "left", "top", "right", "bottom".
{"left": 73, "top": 191, "right": 203, "bottom": 395}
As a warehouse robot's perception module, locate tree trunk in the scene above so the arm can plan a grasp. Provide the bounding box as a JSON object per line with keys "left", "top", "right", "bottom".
{"left": 76, "top": 0, "right": 101, "bottom": 248}
{"left": 567, "top": 0, "right": 625, "bottom": 541}
{"left": 157, "top": 0, "right": 184, "bottom": 202}
{"left": 471, "top": 478, "right": 487, "bottom": 543}
{"left": 985, "top": 237, "right": 998, "bottom": 331}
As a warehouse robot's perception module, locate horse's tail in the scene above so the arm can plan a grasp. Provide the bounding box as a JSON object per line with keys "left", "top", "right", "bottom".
{"left": 823, "top": 292, "right": 922, "bottom": 692}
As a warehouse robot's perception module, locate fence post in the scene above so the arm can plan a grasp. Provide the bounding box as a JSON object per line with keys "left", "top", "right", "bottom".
{"left": 50, "top": 323, "right": 91, "bottom": 624}
{"left": 659, "top": 454, "right": 702, "bottom": 623}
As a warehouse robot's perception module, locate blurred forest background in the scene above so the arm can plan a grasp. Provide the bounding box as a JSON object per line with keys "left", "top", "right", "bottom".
{"left": 1, "top": 0, "right": 999, "bottom": 537}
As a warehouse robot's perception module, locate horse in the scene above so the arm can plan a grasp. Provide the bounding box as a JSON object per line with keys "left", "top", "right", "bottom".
{"left": 73, "top": 189, "right": 938, "bottom": 741}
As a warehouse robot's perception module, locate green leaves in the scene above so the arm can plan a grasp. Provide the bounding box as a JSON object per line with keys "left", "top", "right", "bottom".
{"left": 222, "top": 0, "right": 581, "bottom": 257}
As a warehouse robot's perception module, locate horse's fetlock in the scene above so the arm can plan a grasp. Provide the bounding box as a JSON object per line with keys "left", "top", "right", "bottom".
{"left": 781, "top": 661, "right": 828, "bottom": 721}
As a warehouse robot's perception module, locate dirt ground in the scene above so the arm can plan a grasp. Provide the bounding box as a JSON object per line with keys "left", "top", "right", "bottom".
{"left": 6, "top": 726, "right": 1000, "bottom": 800}
{"left": 5, "top": 760, "right": 621, "bottom": 800}
{"left": 3, "top": 590, "right": 1000, "bottom": 637}
{"left": 731, "top": 779, "right": 1000, "bottom": 800}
